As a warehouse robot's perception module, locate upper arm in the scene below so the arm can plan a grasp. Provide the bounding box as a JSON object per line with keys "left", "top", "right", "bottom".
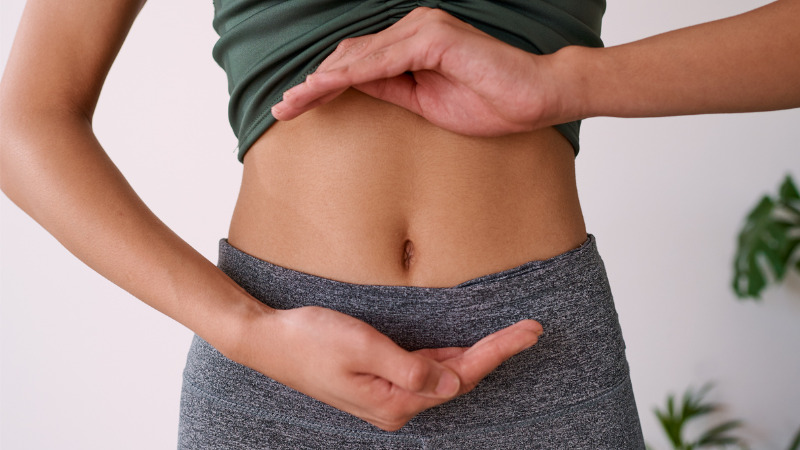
{"left": 1, "top": 0, "right": 147, "bottom": 121}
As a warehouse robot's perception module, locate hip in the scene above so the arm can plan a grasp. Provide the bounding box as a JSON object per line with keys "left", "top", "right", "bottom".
{"left": 178, "top": 235, "right": 645, "bottom": 448}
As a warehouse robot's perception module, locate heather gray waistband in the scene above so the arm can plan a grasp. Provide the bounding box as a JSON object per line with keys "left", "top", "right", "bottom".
{"left": 179, "top": 235, "right": 644, "bottom": 448}
{"left": 217, "top": 235, "right": 618, "bottom": 348}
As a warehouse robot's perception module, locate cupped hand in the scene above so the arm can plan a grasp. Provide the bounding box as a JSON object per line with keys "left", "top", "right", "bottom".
{"left": 236, "top": 305, "right": 542, "bottom": 431}
{"left": 271, "top": 7, "right": 572, "bottom": 137}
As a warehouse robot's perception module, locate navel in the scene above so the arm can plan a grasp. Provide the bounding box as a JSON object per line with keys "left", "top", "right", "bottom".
{"left": 402, "top": 239, "right": 415, "bottom": 271}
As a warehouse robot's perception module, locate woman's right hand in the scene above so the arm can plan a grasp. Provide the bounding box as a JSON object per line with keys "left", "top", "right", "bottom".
{"left": 232, "top": 305, "right": 542, "bottom": 431}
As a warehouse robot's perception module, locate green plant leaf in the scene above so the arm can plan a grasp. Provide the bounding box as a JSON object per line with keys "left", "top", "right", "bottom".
{"left": 656, "top": 393, "right": 685, "bottom": 447}
{"left": 696, "top": 420, "right": 744, "bottom": 447}
{"left": 788, "top": 424, "right": 800, "bottom": 450}
{"left": 655, "top": 384, "right": 746, "bottom": 449}
{"left": 733, "top": 174, "right": 800, "bottom": 299}
{"left": 779, "top": 175, "right": 800, "bottom": 201}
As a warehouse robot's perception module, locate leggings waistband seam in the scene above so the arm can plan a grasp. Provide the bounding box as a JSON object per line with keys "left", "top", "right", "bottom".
{"left": 182, "top": 371, "right": 632, "bottom": 439}
{"left": 181, "top": 376, "right": 415, "bottom": 441}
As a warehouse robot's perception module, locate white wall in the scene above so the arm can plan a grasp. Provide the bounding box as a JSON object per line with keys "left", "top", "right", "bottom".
{"left": 583, "top": 0, "right": 800, "bottom": 447}
{"left": 1, "top": 0, "right": 798, "bottom": 449}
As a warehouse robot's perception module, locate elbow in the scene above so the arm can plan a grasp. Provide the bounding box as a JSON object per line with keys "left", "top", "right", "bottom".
{"left": 0, "top": 111, "right": 18, "bottom": 200}
{"left": 0, "top": 82, "right": 97, "bottom": 208}
{"left": 0, "top": 102, "right": 52, "bottom": 205}
{"left": 0, "top": 97, "right": 32, "bottom": 203}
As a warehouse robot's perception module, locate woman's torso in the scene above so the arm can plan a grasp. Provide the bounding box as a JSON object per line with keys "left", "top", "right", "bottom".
{"left": 228, "top": 89, "right": 586, "bottom": 287}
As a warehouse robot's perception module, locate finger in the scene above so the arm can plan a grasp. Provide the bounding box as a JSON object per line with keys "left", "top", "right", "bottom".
{"left": 316, "top": 36, "right": 371, "bottom": 73}
{"left": 351, "top": 74, "right": 425, "bottom": 116}
{"left": 275, "top": 36, "right": 435, "bottom": 117}
{"left": 274, "top": 8, "right": 494, "bottom": 121}
{"left": 288, "top": 8, "right": 428, "bottom": 108}
{"left": 413, "top": 346, "right": 469, "bottom": 362}
{"left": 350, "top": 374, "right": 449, "bottom": 431}
{"left": 356, "top": 333, "right": 462, "bottom": 399}
{"left": 274, "top": 72, "right": 422, "bottom": 121}
{"left": 272, "top": 86, "right": 346, "bottom": 120}
{"left": 315, "top": 37, "right": 433, "bottom": 90}
{"left": 313, "top": 8, "right": 489, "bottom": 84}
{"left": 444, "top": 320, "right": 543, "bottom": 393}
{"left": 317, "top": 8, "right": 433, "bottom": 73}
{"left": 272, "top": 71, "right": 416, "bottom": 121}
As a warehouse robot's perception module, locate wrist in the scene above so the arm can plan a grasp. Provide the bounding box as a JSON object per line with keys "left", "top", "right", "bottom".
{"left": 546, "top": 45, "right": 604, "bottom": 124}
{"left": 222, "top": 296, "right": 277, "bottom": 363}
{"left": 191, "top": 275, "right": 278, "bottom": 362}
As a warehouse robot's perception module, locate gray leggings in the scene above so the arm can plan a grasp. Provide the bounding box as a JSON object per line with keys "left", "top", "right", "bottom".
{"left": 178, "top": 235, "right": 645, "bottom": 449}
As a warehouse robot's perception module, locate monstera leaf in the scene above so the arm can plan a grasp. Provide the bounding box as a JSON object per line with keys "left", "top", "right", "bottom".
{"left": 733, "top": 175, "right": 800, "bottom": 299}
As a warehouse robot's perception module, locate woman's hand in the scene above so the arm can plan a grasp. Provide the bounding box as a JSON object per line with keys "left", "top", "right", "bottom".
{"left": 271, "top": 7, "right": 571, "bottom": 137}
{"left": 274, "top": 1, "right": 800, "bottom": 131}
{"left": 234, "top": 305, "right": 542, "bottom": 432}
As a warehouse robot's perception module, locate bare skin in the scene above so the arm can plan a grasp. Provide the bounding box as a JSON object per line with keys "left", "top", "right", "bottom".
{"left": 0, "top": 0, "right": 543, "bottom": 432}
{"left": 3, "top": 0, "right": 800, "bottom": 434}
{"left": 230, "top": 89, "right": 585, "bottom": 287}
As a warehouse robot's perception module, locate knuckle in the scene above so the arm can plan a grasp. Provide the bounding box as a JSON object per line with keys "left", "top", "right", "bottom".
{"left": 368, "top": 377, "right": 394, "bottom": 398}
{"left": 414, "top": 6, "right": 451, "bottom": 25}
{"left": 346, "top": 322, "right": 381, "bottom": 357}
{"left": 408, "top": 6, "right": 431, "bottom": 17}
{"left": 335, "top": 38, "right": 355, "bottom": 52}
{"left": 365, "top": 48, "right": 387, "bottom": 62}
{"left": 405, "top": 357, "right": 430, "bottom": 392}
{"left": 374, "top": 405, "right": 412, "bottom": 431}
{"left": 336, "top": 37, "right": 368, "bottom": 55}
{"left": 384, "top": 401, "right": 408, "bottom": 419}
{"left": 480, "top": 342, "right": 510, "bottom": 367}
{"left": 426, "top": 7, "right": 451, "bottom": 20}
{"left": 349, "top": 329, "right": 373, "bottom": 353}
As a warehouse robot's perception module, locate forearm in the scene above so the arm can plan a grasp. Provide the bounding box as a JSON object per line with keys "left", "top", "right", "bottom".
{"left": 0, "top": 109, "right": 268, "bottom": 357}
{"left": 561, "top": 0, "right": 800, "bottom": 120}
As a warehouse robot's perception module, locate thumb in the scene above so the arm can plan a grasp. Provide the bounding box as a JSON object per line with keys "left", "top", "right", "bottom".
{"left": 444, "top": 319, "right": 543, "bottom": 394}
{"left": 353, "top": 74, "right": 423, "bottom": 116}
{"left": 364, "top": 339, "right": 461, "bottom": 399}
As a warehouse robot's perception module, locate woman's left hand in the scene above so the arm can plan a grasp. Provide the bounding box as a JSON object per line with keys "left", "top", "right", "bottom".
{"left": 271, "top": 7, "right": 574, "bottom": 137}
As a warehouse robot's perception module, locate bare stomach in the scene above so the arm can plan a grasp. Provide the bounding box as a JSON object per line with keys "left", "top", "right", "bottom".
{"left": 228, "top": 89, "right": 586, "bottom": 287}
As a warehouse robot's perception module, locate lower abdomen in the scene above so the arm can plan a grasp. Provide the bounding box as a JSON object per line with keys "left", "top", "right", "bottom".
{"left": 228, "top": 89, "right": 587, "bottom": 287}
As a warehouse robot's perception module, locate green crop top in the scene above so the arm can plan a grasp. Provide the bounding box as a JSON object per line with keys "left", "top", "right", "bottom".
{"left": 212, "top": 0, "right": 606, "bottom": 162}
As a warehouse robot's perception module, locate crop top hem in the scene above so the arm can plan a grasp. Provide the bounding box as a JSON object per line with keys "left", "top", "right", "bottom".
{"left": 236, "top": 112, "right": 582, "bottom": 163}
{"left": 213, "top": 0, "right": 604, "bottom": 163}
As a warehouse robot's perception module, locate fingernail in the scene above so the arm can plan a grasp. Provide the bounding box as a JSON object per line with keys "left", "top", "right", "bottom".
{"left": 524, "top": 319, "right": 544, "bottom": 336}
{"left": 435, "top": 371, "right": 460, "bottom": 397}
{"left": 271, "top": 104, "right": 283, "bottom": 117}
